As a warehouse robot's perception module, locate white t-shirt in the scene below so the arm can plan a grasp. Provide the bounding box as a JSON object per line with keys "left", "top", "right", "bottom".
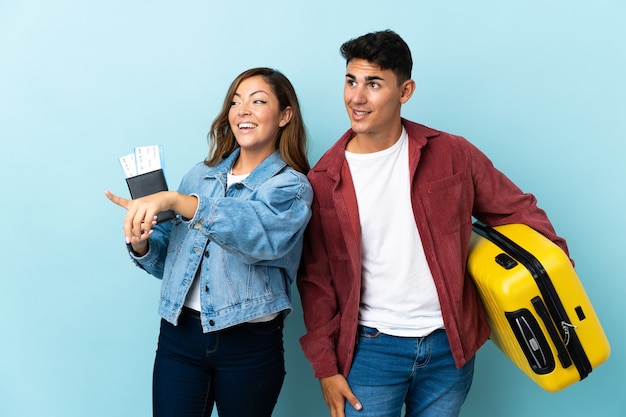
{"left": 345, "top": 128, "right": 444, "bottom": 337}
{"left": 184, "top": 171, "right": 278, "bottom": 323}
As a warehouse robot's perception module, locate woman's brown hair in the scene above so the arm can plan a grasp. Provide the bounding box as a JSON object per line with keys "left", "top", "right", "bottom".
{"left": 205, "top": 67, "right": 310, "bottom": 174}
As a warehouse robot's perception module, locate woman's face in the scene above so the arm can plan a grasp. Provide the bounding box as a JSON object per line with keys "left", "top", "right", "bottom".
{"left": 228, "top": 75, "right": 292, "bottom": 157}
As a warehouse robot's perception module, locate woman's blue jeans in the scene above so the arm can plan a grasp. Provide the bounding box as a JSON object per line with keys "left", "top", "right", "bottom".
{"left": 152, "top": 307, "right": 285, "bottom": 417}
{"left": 345, "top": 326, "right": 475, "bottom": 417}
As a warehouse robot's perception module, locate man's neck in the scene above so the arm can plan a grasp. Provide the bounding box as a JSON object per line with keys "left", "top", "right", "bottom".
{"left": 346, "top": 124, "right": 403, "bottom": 154}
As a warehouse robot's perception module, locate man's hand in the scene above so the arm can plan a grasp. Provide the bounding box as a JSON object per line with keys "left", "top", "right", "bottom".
{"left": 320, "top": 374, "right": 362, "bottom": 417}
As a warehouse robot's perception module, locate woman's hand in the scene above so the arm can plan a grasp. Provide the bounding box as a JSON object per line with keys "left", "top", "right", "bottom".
{"left": 104, "top": 190, "right": 171, "bottom": 253}
{"left": 105, "top": 189, "right": 198, "bottom": 254}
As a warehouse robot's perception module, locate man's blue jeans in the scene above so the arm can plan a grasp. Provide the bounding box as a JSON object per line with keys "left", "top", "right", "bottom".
{"left": 345, "top": 326, "right": 475, "bottom": 417}
{"left": 152, "top": 307, "right": 285, "bottom": 417}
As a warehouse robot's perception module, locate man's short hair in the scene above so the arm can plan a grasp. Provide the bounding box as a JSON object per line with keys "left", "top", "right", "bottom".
{"left": 340, "top": 29, "right": 413, "bottom": 84}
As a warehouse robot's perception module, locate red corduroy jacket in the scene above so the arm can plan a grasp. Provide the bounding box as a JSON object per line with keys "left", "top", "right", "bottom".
{"left": 297, "top": 119, "right": 569, "bottom": 379}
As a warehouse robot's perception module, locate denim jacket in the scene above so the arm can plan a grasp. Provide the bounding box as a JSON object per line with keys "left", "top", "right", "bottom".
{"left": 130, "top": 149, "right": 313, "bottom": 332}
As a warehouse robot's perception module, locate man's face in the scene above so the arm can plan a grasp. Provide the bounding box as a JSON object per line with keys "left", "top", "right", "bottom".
{"left": 343, "top": 58, "right": 412, "bottom": 142}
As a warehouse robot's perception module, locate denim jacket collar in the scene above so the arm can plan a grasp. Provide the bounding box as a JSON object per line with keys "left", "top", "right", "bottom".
{"left": 205, "top": 149, "right": 287, "bottom": 190}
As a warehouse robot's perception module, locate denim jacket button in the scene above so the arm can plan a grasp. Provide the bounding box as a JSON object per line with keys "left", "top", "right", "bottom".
{"left": 204, "top": 250, "right": 210, "bottom": 258}
{"left": 209, "top": 319, "right": 215, "bottom": 326}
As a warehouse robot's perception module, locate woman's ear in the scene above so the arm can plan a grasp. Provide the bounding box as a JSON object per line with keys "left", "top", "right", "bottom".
{"left": 279, "top": 106, "right": 293, "bottom": 127}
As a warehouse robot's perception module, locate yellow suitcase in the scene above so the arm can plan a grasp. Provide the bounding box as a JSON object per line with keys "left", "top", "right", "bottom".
{"left": 468, "top": 222, "right": 610, "bottom": 392}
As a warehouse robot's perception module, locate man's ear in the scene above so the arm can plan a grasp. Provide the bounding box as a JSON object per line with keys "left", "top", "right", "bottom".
{"left": 400, "top": 79, "right": 416, "bottom": 104}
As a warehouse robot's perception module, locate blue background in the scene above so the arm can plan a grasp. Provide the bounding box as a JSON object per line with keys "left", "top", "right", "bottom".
{"left": 1, "top": 1, "right": 624, "bottom": 416}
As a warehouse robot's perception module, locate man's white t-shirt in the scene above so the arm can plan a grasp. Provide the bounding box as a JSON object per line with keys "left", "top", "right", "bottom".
{"left": 345, "top": 128, "right": 444, "bottom": 337}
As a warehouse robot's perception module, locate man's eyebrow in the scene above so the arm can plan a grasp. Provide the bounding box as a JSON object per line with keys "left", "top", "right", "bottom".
{"left": 345, "top": 73, "right": 384, "bottom": 81}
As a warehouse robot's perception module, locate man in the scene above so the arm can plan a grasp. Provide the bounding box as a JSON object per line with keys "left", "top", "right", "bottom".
{"left": 297, "top": 30, "right": 570, "bottom": 417}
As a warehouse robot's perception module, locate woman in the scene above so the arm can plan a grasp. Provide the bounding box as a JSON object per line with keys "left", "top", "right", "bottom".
{"left": 105, "top": 67, "right": 313, "bottom": 417}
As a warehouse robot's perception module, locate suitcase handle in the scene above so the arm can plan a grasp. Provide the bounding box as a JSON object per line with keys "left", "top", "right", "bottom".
{"left": 531, "top": 296, "right": 573, "bottom": 369}
{"left": 505, "top": 308, "right": 555, "bottom": 374}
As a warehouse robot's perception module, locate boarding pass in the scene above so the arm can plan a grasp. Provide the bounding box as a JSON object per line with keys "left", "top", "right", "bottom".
{"left": 118, "top": 145, "right": 165, "bottom": 178}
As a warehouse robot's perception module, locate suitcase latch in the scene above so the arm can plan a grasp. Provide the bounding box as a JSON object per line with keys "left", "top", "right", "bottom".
{"left": 495, "top": 253, "right": 518, "bottom": 269}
